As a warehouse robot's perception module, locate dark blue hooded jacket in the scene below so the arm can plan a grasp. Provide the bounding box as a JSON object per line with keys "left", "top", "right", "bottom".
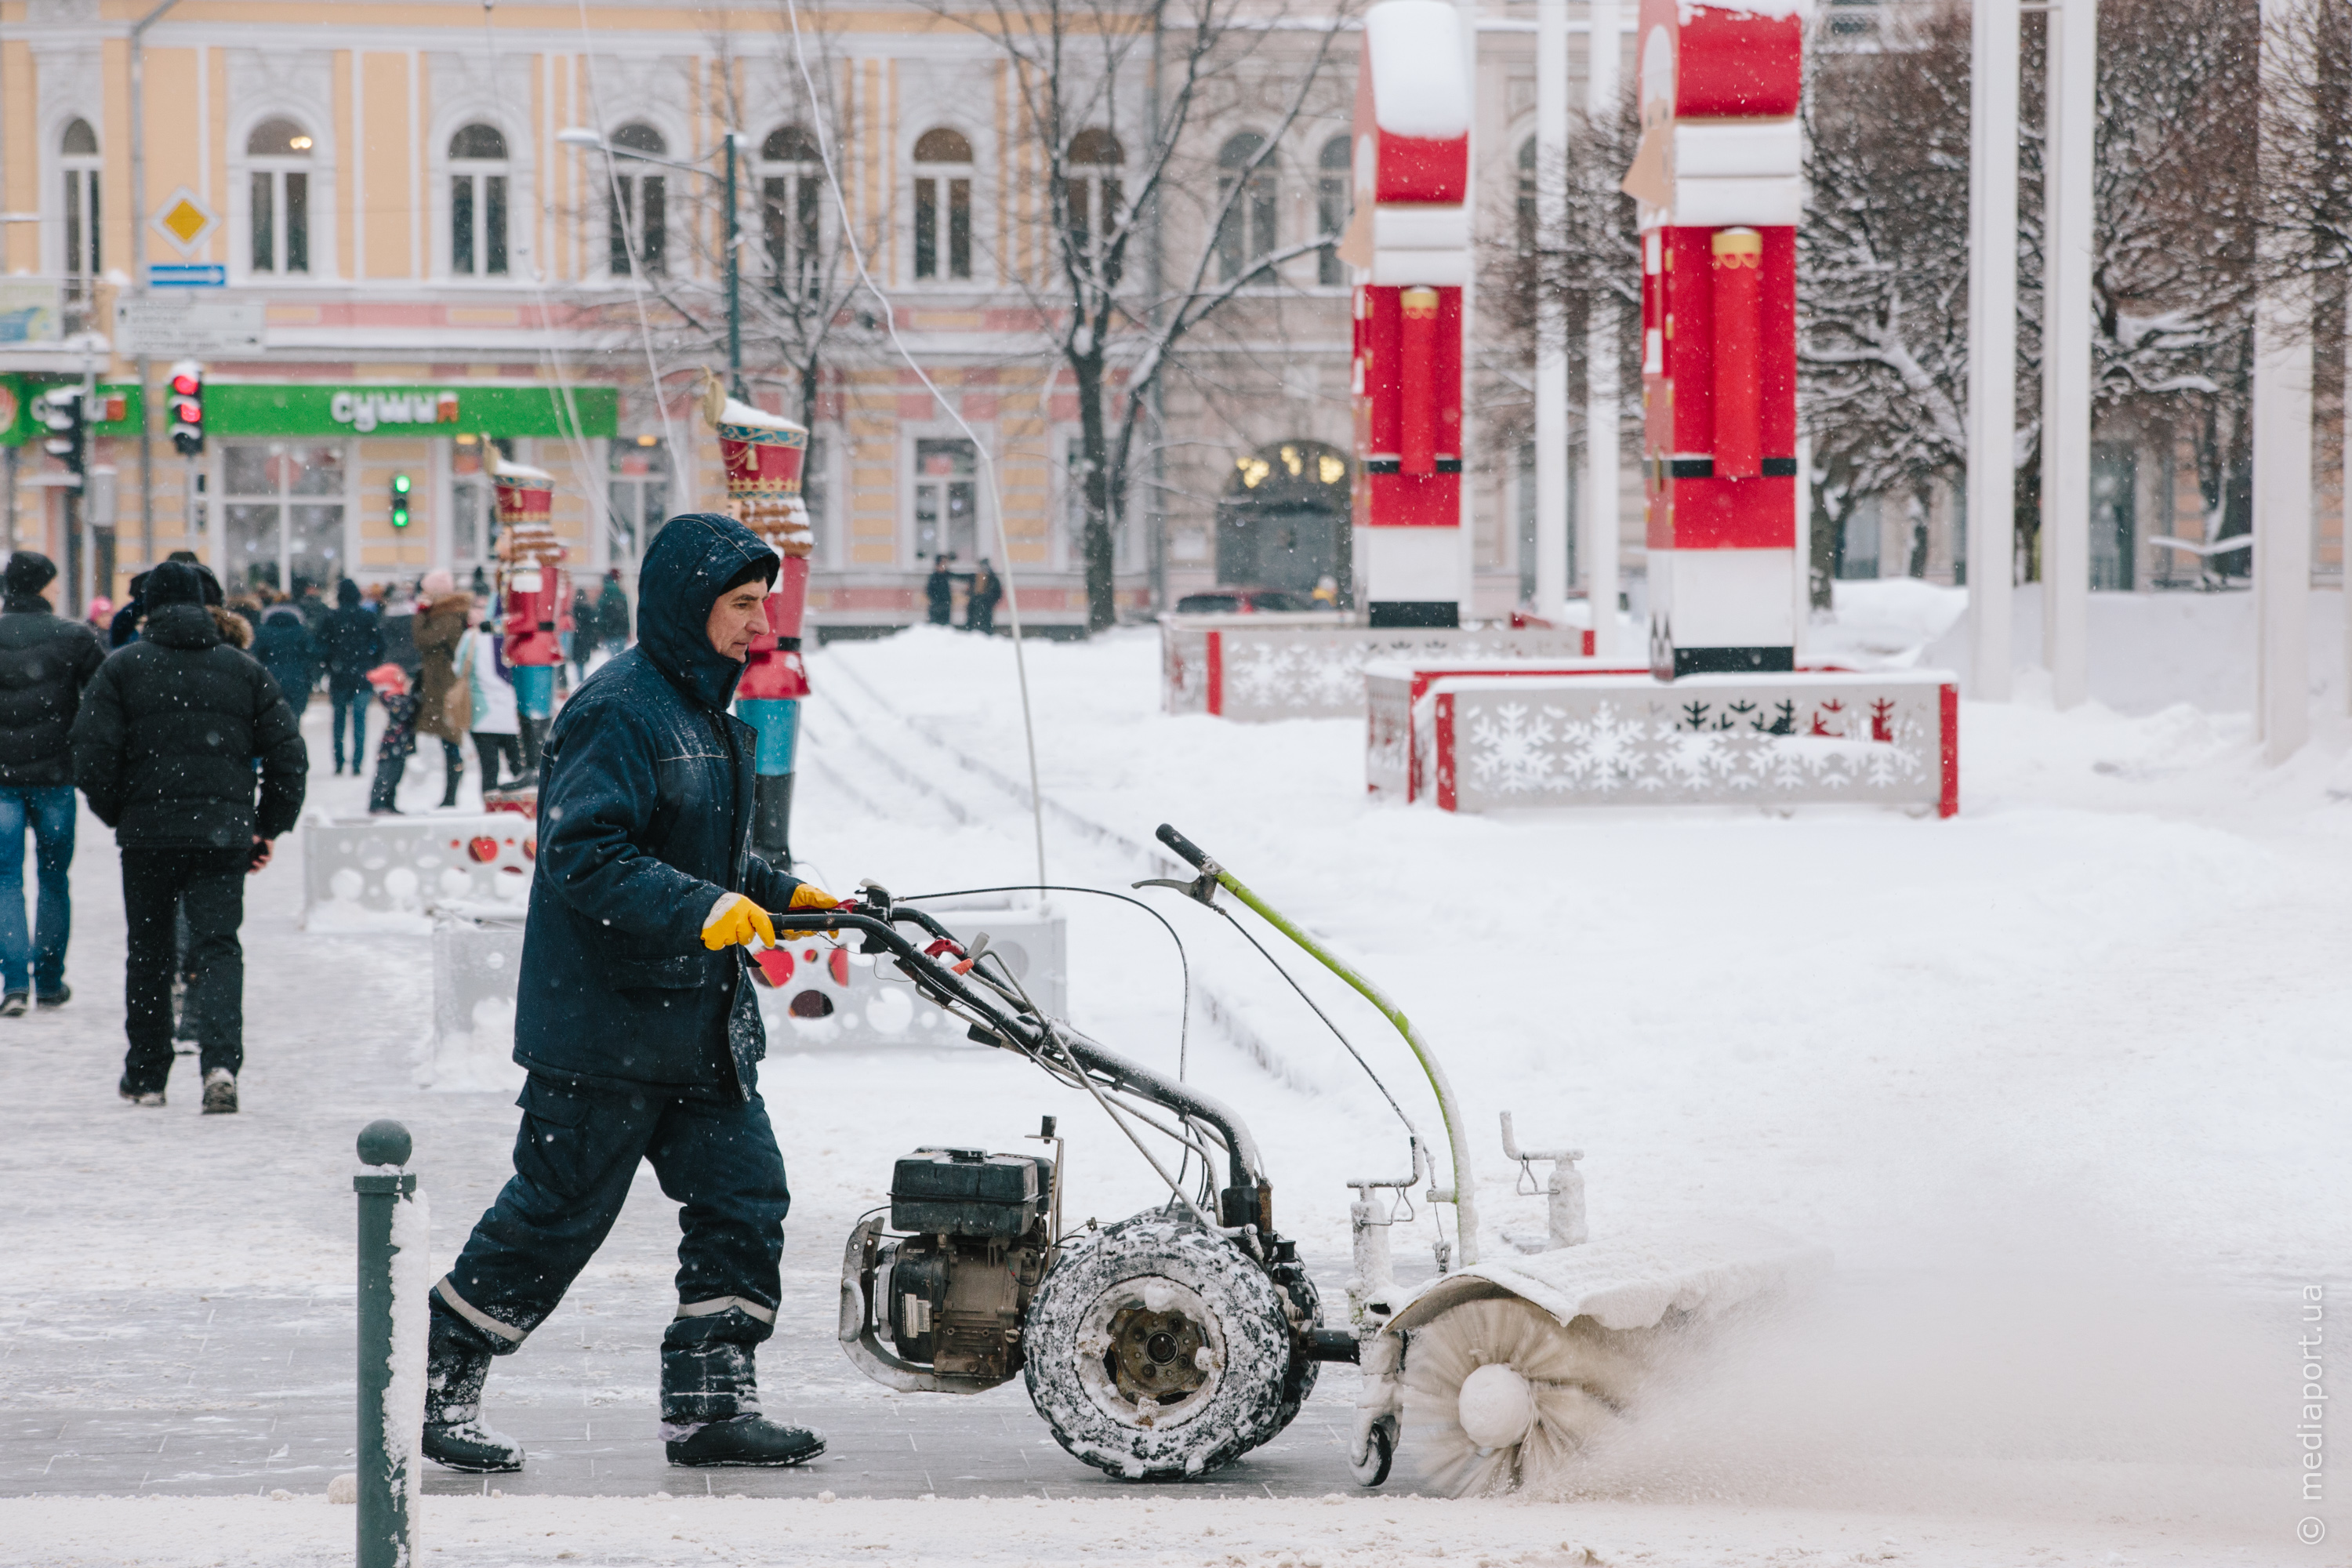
{"left": 512, "top": 513, "right": 797, "bottom": 1094}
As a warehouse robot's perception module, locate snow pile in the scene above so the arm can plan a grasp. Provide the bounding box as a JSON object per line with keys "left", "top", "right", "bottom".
{"left": 1806, "top": 577, "right": 1968, "bottom": 667}
{"left": 1364, "top": 2, "right": 1471, "bottom": 140}
{"left": 717, "top": 396, "right": 806, "bottom": 434}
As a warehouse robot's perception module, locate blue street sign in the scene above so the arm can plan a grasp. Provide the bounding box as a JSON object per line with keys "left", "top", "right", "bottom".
{"left": 149, "top": 264, "right": 227, "bottom": 288}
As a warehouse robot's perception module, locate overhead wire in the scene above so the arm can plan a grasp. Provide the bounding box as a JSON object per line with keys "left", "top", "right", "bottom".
{"left": 779, "top": 0, "right": 1049, "bottom": 892}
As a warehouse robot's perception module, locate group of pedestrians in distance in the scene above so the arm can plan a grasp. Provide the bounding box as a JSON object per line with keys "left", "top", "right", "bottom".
{"left": 0, "top": 545, "right": 641, "bottom": 1113}
{"left": 922, "top": 555, "right": 1004, "bottom": 635}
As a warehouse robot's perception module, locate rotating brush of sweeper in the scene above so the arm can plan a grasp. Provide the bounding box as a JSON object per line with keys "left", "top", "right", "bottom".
{"left": 1140, "top": 826, "right": 1832, "bottom": 1498}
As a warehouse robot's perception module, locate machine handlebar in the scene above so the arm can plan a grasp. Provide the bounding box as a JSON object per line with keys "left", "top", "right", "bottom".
{"left": 1156, "top": 823, "right": 1212, "bottom": 871}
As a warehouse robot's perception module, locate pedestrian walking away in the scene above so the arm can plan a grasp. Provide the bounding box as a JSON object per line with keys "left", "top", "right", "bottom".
{"left": 569, "top": 584, "right": 597, "bottom": 683}
{"left": 70, "top": 560, "right": 306, "bottom": 1114}
{"left": 414, "top": 572, "right": 473, "bottom": 809}
{"left": 924, "top": 555, "right": 956, "bottom": 626}
{"left": 597, "top": 568, "right": 632, "bottom": 656}
{"left": 366, "top": 664, "right": 419, "bottom": 814}
{"left": 424, "top": 512, "right": 840, "bottom": 1475}
{"left": 457, "top": 611, "right": 524, "bottom": 793}
{"left": 320, "top": 579, "right": 383, "bottom": 774}
{"left": 0, "top": 551, "right": 104, "bottom": 1014}
{"left": 967, "top": 557, "right": 1003, "bottom": 635}
{"left": 252, "top": 603, "right": 321, "bottom": 713}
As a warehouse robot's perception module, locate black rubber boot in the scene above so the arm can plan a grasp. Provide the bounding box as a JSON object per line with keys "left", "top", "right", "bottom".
{"left": 439, "top": 741, "right": 464, "bottom": 809}
{"left": 666, "top": 1415, "right": 826, "bottom": 1468}
{"left": 422, "top": 1340, "right": 522, "bottom": 1473}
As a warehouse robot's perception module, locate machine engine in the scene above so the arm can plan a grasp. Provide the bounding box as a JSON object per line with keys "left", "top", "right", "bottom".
{"left": 849, "top": 1147, "right": 1054, "bottom": 1389}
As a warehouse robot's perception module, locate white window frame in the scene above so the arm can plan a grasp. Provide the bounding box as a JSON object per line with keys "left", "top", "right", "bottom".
{"left": 908, "top": 430, "right": 984, "bottom": 567}
{"left": 909, "top": 129, "right": 978, "bottom": 285}
{"left": 758, "top": 129, "right": 826, "bottom": 299}
{"left": 232, "top": 112, "right": 332, "bottom": 282}
{"left": 57, "top": 118, "right": 101, "bottom": 289}
{"left": 444, "top": 121, "right": 517, "bottom": 281}
{"left": 602, "top": 122, "right": 676, "bottom": 281}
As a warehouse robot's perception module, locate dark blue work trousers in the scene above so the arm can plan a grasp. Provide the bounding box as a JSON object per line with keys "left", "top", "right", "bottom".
{"left": 431, "top": 1073, "right": 791, "bottom": 1424}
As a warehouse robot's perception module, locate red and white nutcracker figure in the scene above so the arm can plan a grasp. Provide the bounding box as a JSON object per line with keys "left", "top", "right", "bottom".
{"left": 492, "top": 458, "right": 572, "bottom": 778}
{"left": 1346, "top": 0, "right": 1472, "bottom": 628}
{"left": 702, "top": 379, "right": 814, "bottom": 866}
{"left": 1622, "top": 0, "right": 1803, "bottom": 677}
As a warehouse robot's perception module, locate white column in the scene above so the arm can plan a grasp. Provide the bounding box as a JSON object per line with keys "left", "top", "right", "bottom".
{"left": 2256, "top": 0, "right": 2313, "bottom": 758}
{"left": 1583, "top": 0, "right": 1623, "bottom": 655}
{"left": 1794, "top": 430, "right": 1813, "bottom": 659}
{"left": 2040, "top": 0, "right": 2095, "bottom": 708}
{"left": 1965, "top": 0, "right": 2020, "bottom": 700}
{"left": 1534, "top": 0, "right": 1570, "bottom": 620}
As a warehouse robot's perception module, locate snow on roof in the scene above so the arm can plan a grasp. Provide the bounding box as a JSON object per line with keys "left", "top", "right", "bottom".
{"left": 1364, "top": 2, "right": 1471, "bottom": 140}
{"left": 718, "top": 397, "right": 805, "bottom": 433}
{"left": 1680, "top": 0, "right": 1812, "bottom": 18}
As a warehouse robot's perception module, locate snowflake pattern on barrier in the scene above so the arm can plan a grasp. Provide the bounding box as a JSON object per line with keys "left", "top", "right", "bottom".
{"left": 1450, "top": 681, "right": 1944, "bottom": 811}
{"left": 1210, "top": 628, "right": 1592, "bottom": 720}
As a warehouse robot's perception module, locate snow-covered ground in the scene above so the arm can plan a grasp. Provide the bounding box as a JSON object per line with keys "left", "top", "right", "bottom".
{"left": 1, "top": 586, "right": 2344, "bottom": 1565}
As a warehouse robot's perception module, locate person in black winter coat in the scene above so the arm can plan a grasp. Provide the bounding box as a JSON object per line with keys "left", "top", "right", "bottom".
{"left": 252, "top": 604, "right": 321, "bottom": 711}
{"left": 319, "top": 579, "right": 384, "bottom": 774}
{"left": 71, "top": 560, "right": 307, "bottom": 1114}
{"left": 0, "top": 552, "right": 104, "bottom": 1012}
{"left": 423, "top": 513, "right": 836, "bottom": 1477}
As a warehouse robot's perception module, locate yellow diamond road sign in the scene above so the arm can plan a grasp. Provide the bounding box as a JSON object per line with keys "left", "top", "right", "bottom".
{"left": 151, "top": 188, "right": 216, "bottom": 255}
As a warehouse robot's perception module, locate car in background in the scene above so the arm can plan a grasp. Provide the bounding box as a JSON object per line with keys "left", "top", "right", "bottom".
{"left": 1172, "top": 587, "right": 1317, "bottom": 614}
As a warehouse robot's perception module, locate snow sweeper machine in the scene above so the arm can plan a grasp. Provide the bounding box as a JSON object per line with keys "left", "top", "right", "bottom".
{"left": 796, "top": 825, "right": 1827, "bottom": 1493}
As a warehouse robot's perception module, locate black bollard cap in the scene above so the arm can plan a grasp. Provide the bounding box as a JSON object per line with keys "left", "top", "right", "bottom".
{"left": 356, "top": 1119, "right": 413, "bottom": 1168}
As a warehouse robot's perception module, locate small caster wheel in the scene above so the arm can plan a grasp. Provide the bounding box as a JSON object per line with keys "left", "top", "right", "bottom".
{"left": 1350, "top": 1415, "right": 1396, "bottom": 1487}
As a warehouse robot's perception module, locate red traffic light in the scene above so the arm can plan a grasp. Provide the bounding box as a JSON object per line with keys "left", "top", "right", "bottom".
{"left": 169, "top": 371, "right": 201, "bottom": 397}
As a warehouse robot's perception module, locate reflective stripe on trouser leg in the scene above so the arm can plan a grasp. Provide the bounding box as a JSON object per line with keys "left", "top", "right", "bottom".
{"left": 675, "top": 1295, "right": 776, "bottom": 1324}
{"left": 434, "top": 1276, "right": 531, "bottom": 1346}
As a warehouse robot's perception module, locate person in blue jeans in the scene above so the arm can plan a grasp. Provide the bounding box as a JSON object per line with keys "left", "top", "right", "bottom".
{"left": 0, "top": 551, "right": 103, "bottom": 1014}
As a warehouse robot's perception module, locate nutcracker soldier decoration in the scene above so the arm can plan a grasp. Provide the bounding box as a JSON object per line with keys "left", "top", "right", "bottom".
{"left": 1621, "top": 0, "right": 1804, "bottom": 677}
{"left": 491, "top": 456, "right": 572, "bottom": 778}
{"left": 702, "top": 378, "right": 814, "bottom": 867}
{"left": 1343, "top": 0, "right": 1472, "bottom": 627}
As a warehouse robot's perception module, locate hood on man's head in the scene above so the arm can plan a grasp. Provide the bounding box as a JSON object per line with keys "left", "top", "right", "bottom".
{"left": 634, "top": 512, "right": 778, "bottom": 711}
{"left": 143, "top": 559, "right": 208, "bottom": 608}
{"left": 4, "top": 551, "right": 57, "bottom": 598}
{"left": 337, "top": 578, "right": 362, "bottom": 608}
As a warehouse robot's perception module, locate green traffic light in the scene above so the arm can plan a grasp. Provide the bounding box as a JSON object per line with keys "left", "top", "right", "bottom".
{"left": 392, "top": 473, "right": 412, "bottom": 494}
{"left": 391, "top": 472, "right": 412, "bottom": 528}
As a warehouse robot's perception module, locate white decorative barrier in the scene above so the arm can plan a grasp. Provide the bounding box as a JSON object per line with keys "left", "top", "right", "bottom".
{"left": 1161, "top": 614, "right": 1593, "bottom": 722}
{"left": 425, "top": 896, "right": 1070, "bottom": 1054}
{"left": 1367, "top": 657, "right": 1648, "bottom": 801}
{"left": 303, "top": 813, "right": 535, "bottom": 920}
{"left": 1402, "top": 670, "right": 1958, "bottom": 816}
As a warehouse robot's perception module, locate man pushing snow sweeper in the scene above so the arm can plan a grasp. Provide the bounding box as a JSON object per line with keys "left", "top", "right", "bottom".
{"left": 421, "top": 511, "right": 840, "bottom": 1473}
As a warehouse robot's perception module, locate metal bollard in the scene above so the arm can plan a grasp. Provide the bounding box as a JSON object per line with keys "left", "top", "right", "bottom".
{"left": 355, "top": 1119, "right": 422, "bottom": 1568}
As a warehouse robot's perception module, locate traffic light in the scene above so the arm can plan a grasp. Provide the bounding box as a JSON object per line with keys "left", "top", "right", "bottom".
{"left": 167, "top": 360, "right": 205, "bottom": 456}
{"left": 35, "top": 388, "right": 85, "bottom": 481}
{"left": 390, "top": 473, "right": 412, "bottom": 529}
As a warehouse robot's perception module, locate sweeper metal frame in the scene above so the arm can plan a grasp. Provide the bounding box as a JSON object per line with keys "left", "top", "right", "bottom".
{"left": 779, "top": 873, "right": 1361, "bottom": 1481}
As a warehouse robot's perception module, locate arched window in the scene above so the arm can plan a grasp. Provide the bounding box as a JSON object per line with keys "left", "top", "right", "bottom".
{"left": 1215, "top": 132, "right": 1277, "bottom": 285}
{"left": 912, "top": 127, "right": 973, "bottom": 281}
{"left": 247, "top": 117, "right": 314, "bottom": 274}
{"left": 59, "top": 118, "right": 100, "bottom": 287}
{"left": 1316, "top": 135, "right": 1352, "bottom": 286}
{"left": 1064, "top": 128, "right": 1123, "bottom": 265}
{"left": 760, "top": 124, "right": 824, "bottom": 297}
{"left": 609, "top": 122, "right": 667, "bottom": 277}
{"left": 449, "top": 123, "right": 510, "bottom": 277}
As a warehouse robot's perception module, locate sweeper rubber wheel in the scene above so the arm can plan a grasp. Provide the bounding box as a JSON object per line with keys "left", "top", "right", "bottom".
{"left": 1024, "top": 1214, "right": 1298, "bottom": 1480}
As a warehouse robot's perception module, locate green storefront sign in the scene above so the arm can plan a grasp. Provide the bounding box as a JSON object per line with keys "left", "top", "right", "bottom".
{"left": 0, "top": 376, "right": 618, "bottom": 445}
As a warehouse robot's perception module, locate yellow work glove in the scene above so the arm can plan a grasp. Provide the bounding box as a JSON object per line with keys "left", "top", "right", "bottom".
{"left": 779, "top": 882, "right": 841, "bottom": 939}
{"left": 702, "top": 893, "right": 776, "bottom": 952}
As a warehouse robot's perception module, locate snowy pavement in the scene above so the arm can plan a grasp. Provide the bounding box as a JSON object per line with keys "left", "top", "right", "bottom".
{"left": 1, "top": 596, "right": 2346, "bottom": 1564}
